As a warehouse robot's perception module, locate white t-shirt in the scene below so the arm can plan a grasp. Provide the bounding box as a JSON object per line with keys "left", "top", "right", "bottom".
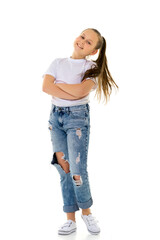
{"left": 42, "top": 57, "right": 98, "bottom": 107}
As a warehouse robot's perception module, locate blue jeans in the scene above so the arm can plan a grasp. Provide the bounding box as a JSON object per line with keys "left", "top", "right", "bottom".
{"left": 48, "top": 103, "right": 93, "bottom": 213}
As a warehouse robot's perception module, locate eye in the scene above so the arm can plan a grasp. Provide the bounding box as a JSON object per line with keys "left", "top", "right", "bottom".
{"left": 87, "top": 41, "right": 91, "bottom": 45}
{"left": 81, "top": 35, "right": 85, "bottom": 39}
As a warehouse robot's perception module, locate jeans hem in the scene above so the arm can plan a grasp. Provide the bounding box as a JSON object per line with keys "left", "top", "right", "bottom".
{"left": 78, "top": 197, "right": 93, "bottom": 209}
{"left": 63, "top": 204, "right": 80, "bottom": 213}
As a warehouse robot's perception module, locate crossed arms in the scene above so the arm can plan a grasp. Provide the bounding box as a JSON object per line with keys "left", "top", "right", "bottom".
{"left": 42, "top": 74, "right": 95, "bottom": 100}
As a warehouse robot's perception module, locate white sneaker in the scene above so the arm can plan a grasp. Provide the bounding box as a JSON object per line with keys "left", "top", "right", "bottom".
{"left": 58, "top": 220, "right": 77, "bottom": 235}
{"left": 81, "top": 214, "right": 100, "bottom": 235}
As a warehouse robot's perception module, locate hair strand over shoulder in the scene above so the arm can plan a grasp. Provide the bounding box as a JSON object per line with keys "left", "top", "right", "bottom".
{"left": 82, "top": 28, "right": 119, "bottom": 104}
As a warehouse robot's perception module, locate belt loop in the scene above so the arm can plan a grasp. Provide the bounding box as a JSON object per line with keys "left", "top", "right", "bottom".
{"left": 86, "top": 103, "right": 89, "bottom": 111}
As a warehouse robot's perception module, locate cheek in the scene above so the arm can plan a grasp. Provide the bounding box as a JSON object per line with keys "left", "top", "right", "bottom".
{"left": 73, "top": 39, "right": 77, "bottom": 46}
{"left": 85, "top": 45, "right": 92, "bottom": 52}
{"left": 75, "top": 37, "right": 81, "bottom": 42}
{"left": 74, "top": 37, "right": 81, "bottom": 48}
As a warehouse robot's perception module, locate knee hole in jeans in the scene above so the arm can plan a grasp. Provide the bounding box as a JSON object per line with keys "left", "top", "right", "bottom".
{"left": 73, "top": 175, "right": 83, "bottom": 186}
{"left": 55, "top": 152, "right": 70, "bottom": 174}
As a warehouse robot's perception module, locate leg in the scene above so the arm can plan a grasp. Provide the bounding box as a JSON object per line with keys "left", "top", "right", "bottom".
{"left": 48, "top": 118, "right": 79, "bottom": 214}
{"left": 55, "top": 151, "right": 70, "bottom": 174}
{"left": 54, "top": 151, "right": 91, "bottom": 220}
{"left": 64, "top": 105, "right": 92, "bottom": 209}
{"left": 67, "top": 125, "right": 93, "bottom": 210}
{"left": 82, "top": 208, "right": 91, "bottom": 215}
{"left": 55, "top": 153, "right": 90, "bottom": 220}
{"left": 55, "top": 152, "right": 76, "bottom": 222}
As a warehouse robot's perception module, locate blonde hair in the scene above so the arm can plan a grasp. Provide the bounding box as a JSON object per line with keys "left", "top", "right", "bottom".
{"left": 82, "top": 28, "right": 119, "bottom": 104}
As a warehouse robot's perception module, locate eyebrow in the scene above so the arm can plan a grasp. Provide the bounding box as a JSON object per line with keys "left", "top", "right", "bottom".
{"left": 82, "top": 33, "right": 93, "bottom": 43}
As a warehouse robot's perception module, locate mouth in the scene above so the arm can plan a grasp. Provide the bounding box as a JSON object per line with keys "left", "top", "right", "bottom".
{"left": 76, "top": 43, "right": 83, "bottom": 49}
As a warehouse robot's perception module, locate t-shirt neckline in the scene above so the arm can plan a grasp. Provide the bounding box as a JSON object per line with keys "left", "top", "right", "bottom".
{"left": 68, "top": 56, "right": 86, "bottom": 63}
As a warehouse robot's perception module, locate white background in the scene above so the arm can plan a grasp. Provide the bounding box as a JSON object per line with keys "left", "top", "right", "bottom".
{"left": 0, "top": 0, "right": 160, "bottom": 239}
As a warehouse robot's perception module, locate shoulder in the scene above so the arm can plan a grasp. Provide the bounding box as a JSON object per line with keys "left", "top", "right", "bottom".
{"left": 51, "top": 58, "right": 63, "bottom": 64}
{"left": 50, "top": 57, "right": 67, "bottom": 63}
{"left": 86, "top": 59, "right": 97, "bottom": 68}
{"left": 54, "top": 58, "right": 70, "bottom": 65}
{"left": 85, "top": 59, "right": 97, "bottom": 70}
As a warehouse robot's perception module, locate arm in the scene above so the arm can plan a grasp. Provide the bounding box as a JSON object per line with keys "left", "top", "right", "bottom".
{"left": 56, "top": 79, "right": 95, "bottom": 98}
{"left": 42, "top": 74, "right": 85, "bottom": 100}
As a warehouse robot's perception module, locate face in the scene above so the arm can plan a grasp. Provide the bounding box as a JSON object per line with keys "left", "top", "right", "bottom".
{"left": 73, "top": 29, "right": 99, "bottom": 58}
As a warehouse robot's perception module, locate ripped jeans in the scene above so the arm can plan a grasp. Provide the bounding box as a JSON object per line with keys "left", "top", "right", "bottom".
{"left": 48, "top": 103, "right": 93, "bottom": 213}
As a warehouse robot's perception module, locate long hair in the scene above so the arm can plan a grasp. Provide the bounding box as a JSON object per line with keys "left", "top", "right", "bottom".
{"left": 82, "top": 28, "right": 119, "bottom": 104}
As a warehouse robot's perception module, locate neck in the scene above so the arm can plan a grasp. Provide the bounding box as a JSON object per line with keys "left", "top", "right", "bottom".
{"left": 71, "top": 51, "right": 86, "bottom": 60}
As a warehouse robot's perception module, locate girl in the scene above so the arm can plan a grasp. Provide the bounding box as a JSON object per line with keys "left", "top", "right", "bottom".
{"left": 42, "top": 28, "right": 118, "bottom": 235}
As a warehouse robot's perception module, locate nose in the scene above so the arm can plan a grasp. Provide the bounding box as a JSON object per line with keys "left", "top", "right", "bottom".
{"left": 81, "top": 41, "right": 84, "bottom": 47}
{"left": 80, "top": 39, "right": 85, "bottom": 45}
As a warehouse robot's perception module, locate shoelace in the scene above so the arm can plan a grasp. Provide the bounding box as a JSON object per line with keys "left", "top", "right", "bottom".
{"left": 61, "top": 221, "right": 73, "bottom": 229}
{"left": 85, "top": 215, "right": 99, "bottom": 226}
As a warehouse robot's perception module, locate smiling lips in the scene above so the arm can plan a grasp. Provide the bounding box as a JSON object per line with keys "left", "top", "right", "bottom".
{"left": 76, "top": 43, "right": 83, "bottom": 49}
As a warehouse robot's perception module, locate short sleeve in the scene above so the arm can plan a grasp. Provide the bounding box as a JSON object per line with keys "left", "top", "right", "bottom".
{"left": 84, "top": 61, "right": 98, "bottom": 91}
{"left": 42, "top": 58, "right": 57, "bottom": 79}
{"left": 85, "top": 77, "right": 98, "bottom": 91}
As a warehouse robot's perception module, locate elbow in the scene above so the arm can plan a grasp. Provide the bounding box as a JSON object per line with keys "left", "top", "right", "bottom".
{"left": 42, "top": 86, "right": 46, "bottom": 93}
{"left": 42, "top": 78, "right": 51, "bottom": 93}
{"left": 42, "top": 82, "right": 48, "bottom": 93}
{"left": 42, "top": 86, "right": 46, "bottom": 92}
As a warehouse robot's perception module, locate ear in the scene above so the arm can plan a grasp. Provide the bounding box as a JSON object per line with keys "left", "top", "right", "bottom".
{"left": 90, "top": 49, "right": 98, "bottom": 56}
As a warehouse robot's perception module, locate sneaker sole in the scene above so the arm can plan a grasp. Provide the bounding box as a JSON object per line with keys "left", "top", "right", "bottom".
{"left": 88, "top": 229, "right": 100, "bottom": 235}
{"left": 58, "top": 228, "right": 76, "bottom": 235}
